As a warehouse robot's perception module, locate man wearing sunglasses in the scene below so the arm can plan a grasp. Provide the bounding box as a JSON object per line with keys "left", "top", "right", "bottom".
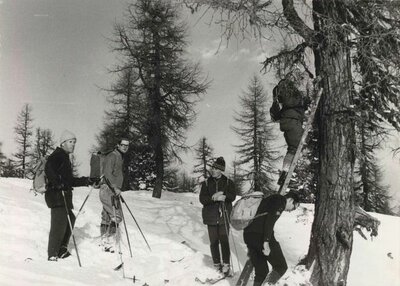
{"left": 99, "top": 138, "right": 129, "bottom": 252}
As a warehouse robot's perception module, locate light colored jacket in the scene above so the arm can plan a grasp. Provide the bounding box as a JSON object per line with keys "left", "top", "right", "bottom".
{"left": 102, "top": 149, "right": 124, "bottom": 189}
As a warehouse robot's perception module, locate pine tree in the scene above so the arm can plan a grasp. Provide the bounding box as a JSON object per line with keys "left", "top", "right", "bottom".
{"left": 111, "top": 0, "right": 209, "bottom": 198}
{"left": 193, "top": 137, "right": 214, "bottom": 179}
{"left": 13, "top": 104, "right": 34, "bottom": 178}
{"left": 232, "top": 75, "right": 279, "bottom": 194}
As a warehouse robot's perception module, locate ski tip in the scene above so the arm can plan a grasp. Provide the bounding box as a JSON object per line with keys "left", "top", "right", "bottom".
{"left": 113, "top": 263, "right": 124, "bottom": 271}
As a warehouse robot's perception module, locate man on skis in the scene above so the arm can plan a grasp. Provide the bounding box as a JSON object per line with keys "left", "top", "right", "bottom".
{"left": 99, "top": 138, "right": 129, "bottom": 252}
{"left": 45, "top": 130, "right": 99, "bottom": 261}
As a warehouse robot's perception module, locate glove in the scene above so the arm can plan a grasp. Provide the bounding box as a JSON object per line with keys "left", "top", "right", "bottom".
{"left": 212, "top": 191, "right": 223, "bottom": 201}
{"left": 215, "top": 194, "right": 226, "bottom": 201}
{"left": 114, "top": 188, "right": 122, "bottom": 196}
{"left": 262, "top": 241, "right": 271, "bottom": 256}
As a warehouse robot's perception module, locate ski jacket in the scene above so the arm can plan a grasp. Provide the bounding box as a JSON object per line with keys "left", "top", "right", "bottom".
{"left": 244, "top": 194, "right": 286, "bottom": 242}
{"left": 199, "top": 175, "right": 236, "bottom": 225}
{"left": 101, "top": 149, "right": 124, "bottom": 190}
{"left": 45, "top": 147, "right": 89, "bottom": 209}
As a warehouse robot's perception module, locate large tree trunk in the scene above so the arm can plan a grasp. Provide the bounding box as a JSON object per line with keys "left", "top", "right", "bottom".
{"left": 308, "top": 1, "right": 356, "bottom": 285}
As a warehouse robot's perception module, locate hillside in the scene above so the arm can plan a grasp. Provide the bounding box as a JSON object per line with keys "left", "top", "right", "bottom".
{"left": 0, "top": 178, "right": 398, "bottom": 286}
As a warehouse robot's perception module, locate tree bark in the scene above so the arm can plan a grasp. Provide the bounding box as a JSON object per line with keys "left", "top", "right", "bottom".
{"left": 308, "top": 1, "right": 356, "bottom": 285}
{"left": 151, "top": 29, "right": 164, "bottom": 199}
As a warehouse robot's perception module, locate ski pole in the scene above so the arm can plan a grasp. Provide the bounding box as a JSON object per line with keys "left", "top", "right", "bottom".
{"left": 222, "top": 202, "right": 241, "bottom": 273}
{"left": 112, "top": 196, "right": 125, "bottom": 277}
{"left": 223, "top": 201, "right": 242, "bottom": 272}
{"left": 119, "top": 197, "right": 133, "bottom": 258}
{"left": 75, "top": 186, "right": 94, "bottom": 221}
{"left": 102, "top": 176, "right": 151, "bottom": 252}
{"left": 61, "top": 190, "right": 82, "bottom": 267}
{"left": 120, "top": 195, "right": 152, "bottom": 252}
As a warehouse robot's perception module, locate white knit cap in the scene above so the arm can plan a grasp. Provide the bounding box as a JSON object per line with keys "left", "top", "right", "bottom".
{"left": 59, "top": 130, "right": 76, "bottom": 146}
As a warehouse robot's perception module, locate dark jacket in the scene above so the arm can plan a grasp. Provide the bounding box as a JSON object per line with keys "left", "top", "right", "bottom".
{"left": 199, "top": 175, "right": 236, "bottom": 225}
{"left": 270, "top": 80, "right": 310, "bottom": 123}
{"left": 244, "top": 194, "right": 286, "bottom": 242}
{"left": 45, "top": 147, "right": 89, "bottom": 209}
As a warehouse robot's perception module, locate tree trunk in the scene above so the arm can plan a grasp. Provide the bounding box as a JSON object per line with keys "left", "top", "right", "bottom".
{"left": 360, "top": 127, "right": 370, "bottom": 211}
{"left": 151, "top": 30, "right": 164, "bottom": 199}
{"left": 150, "top": 92, "right": 164, "bottom": 199}
{"left": 308, "top": 2, "right": 356, "bottom": 285}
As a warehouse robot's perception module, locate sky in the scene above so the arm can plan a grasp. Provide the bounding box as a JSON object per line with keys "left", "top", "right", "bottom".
{"left": 0, "top": 0, "right": 399, "bottom": 204}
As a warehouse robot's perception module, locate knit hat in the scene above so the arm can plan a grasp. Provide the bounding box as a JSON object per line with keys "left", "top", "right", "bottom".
{"left": 213, "top": 157, "right": 226, "bottom": 171}
{"left": 59, "top": 130, "right": 76, "bottom": 146}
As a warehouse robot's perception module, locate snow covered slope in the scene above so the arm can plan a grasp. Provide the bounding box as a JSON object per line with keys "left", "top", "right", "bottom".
{"left": 0, "top": 178, "right": 398, "bottom": 286}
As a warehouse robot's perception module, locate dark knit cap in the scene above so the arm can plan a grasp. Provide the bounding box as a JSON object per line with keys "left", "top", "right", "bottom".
{"left": 213, "top": 157, "right": 226, "bottom": 171}
{"left": 284, "top": 190, "right": 301, "bottom": 204}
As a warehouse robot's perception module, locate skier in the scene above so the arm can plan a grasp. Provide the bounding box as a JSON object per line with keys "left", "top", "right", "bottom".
{"left": 243, "top": 191, "right": 300, "bottom": 286}
{"left": 45, "top": 130, "right": 99, "bottom": 261}
{"left": 199, "top": 157, "right": 236, "bottom": 276}
{"left": 99, "top": 138, "right": 129, "bottom": 252}
{"left": 270, "top": 79, "right": 310, "bottom": 185}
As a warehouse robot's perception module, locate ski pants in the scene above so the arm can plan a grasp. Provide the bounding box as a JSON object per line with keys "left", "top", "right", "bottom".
{"left": 48, "top": 207, "right": 75, "bottom": 258}
{"left": 243, "top": 232, "right": 287, "bottom": 285}
{"left": 280, "top": 118, "right": 303, "bottom": 154}
{"left": 99, "top": 184, "right": 122, "bottom": 226}
{"left": 207, "top": 224, "right": 230, "bottom": 265}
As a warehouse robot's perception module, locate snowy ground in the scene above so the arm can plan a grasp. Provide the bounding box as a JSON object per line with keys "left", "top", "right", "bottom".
{"left": 0, "top": 178, "right": 399, "bottom": 286}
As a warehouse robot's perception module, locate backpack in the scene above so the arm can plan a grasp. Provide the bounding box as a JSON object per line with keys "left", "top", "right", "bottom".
{"left": 230, "top": 191, "right": 265, "bottom": 230}
{"left": 32, "top": 156, "right": 49, "bottom": 194}
{"left": 270, "top": 99, "right": 282, "bottom": 122}
{"left": 90, "top": 150, "right": 113, "bottom": 179}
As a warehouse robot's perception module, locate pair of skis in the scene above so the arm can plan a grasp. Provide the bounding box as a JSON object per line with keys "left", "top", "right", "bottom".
{"left": 195, "top": 276, "right": 228, "bottom": 285}
{"left": 235, "top": 88, "right": 323, "bottom": 286}
{"left": 196, "top": 271, "right": 235, "bottom": 285}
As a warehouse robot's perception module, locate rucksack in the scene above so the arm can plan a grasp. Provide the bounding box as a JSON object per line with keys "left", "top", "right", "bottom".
{"left": 230, "top": 191, "right": 266, "bottom": 230}
{"left": 270, "top": 99, "right": 282, "bottom": 122}
{"left": 90, "top": 150, "right": 113, "bottom": 179}
{"left": 32, "top": 156, "right": 49, "bottom": 194}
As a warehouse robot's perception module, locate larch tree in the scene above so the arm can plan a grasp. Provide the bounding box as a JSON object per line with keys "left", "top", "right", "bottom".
{"left": 183, "top": 1, "right": 400, "bottom": 284}
{"left": 111, "top": 0, "right": 209, "bottom": 198}
{"left": 97, "top": 67, "right": 155, "bottom": 191}
{"left": 193, "top": 136, "right": 214, "bottom": 180}
{"left": 232, "top": 75, "right": 278, "bottom": 194}
{"left": 32, "top": 128, "right": 55, "bottom": 159}
{"left": 13, "top": 104, "right": 34, "bottom": 178}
